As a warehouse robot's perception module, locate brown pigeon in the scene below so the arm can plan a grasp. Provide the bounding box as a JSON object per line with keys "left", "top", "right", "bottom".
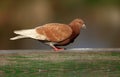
{"left": 10, "top": 18, "right": 86, "bottom": 51}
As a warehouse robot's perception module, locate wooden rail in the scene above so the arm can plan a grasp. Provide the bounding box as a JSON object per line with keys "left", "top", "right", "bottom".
{"left": 0, "top": 48, "right": 120, "bottom": 54}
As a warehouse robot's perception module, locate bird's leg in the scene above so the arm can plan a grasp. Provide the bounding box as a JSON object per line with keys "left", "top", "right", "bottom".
{"left": 49, "top": 43, "right": 64, "bottom": 51}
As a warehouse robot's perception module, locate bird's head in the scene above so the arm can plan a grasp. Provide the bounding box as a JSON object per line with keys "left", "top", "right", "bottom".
{"left": 69, "top": 18, "right": 86, "bottom": 29}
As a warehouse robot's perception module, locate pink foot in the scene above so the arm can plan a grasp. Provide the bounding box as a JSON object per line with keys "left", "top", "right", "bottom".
{"left": 53, "top": 47, "right": 65, "bottom": 52}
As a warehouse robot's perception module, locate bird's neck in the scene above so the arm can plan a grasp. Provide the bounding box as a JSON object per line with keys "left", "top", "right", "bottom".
{"left": 68, "top": 23, "right": 82, "bottom": 41}
{"left": 69, "top": 23, "right": 81, "bottom": 35}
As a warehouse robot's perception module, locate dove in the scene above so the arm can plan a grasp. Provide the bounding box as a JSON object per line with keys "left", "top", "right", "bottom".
{"left": 10, "top": 18, "right": 86, "bottom": 51}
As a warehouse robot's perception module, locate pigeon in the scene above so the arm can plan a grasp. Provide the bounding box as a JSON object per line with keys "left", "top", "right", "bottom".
{"left": 10, "top": 18, "right": 86, "bottom": 51}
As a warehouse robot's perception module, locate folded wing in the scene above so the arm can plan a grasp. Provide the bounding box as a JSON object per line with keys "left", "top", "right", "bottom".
{"left": 36, "top": 23, "right": 72, "bottom": 42}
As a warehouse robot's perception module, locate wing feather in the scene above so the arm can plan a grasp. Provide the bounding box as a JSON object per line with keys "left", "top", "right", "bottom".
{"left": 36, "top": 23, "right": 72, "bottom": 42}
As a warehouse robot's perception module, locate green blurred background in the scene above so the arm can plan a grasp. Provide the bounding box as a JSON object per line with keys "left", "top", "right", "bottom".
{"left": 0, "top": 0, "right": 120, "bottom": 49}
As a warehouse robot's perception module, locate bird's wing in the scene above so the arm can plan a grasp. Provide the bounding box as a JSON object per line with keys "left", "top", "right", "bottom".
{"left": 12, "top": 29, "right": 47, "bottom": 40}
{"left": 36, "top": 23, "right": 72, "bottom": 42}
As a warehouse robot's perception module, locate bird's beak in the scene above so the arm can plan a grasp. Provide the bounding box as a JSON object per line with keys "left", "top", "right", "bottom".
{"left": 82, "top": 24, "right": 86, "bottom": 29}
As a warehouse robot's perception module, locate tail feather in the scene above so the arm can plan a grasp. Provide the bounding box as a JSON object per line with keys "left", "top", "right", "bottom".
{"left": 10, "top": 29, "right": 47, "bottom": 40}
{"left": 10, "top": 35, "right": 28, "bottom": 40}
{"left": 14, "top": 29, "right": 35, "bottom": 35}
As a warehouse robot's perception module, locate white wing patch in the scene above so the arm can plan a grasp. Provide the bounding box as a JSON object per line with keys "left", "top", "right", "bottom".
{"left": 12, "top": 29, "right": 47, "bottom": 40}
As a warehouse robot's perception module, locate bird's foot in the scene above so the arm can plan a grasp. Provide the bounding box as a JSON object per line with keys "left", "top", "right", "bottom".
{"left": 53, "top": 47, "right": 65, "bottom": 52}
{"left": 49, "top": 43, "right": 65, "bottom": 52}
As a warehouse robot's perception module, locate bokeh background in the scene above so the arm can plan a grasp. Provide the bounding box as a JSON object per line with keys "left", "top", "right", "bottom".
{"left": 0, "top": 0, "right": 120, "bottom": 50}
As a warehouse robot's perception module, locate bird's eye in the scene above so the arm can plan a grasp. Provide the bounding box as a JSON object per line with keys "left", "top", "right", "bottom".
{"left": 78, "top": 21, "right": 82, "bottom": 24}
